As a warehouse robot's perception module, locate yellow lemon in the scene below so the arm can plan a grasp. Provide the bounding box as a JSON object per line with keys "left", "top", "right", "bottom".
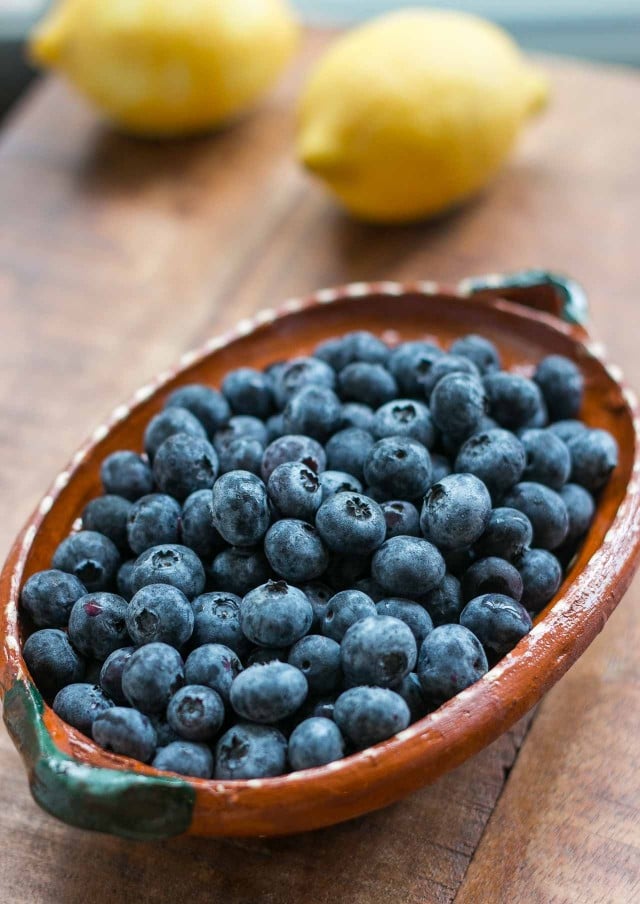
{"left": 30, "top": 0, "right": 299, "bottom": 137}
{"left": 297, "top": 9, "right": 548, "bottom": 223}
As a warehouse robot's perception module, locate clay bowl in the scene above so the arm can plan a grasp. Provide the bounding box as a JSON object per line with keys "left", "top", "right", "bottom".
{"left": 2, "top": 270, "right": 640, "bottom": 841}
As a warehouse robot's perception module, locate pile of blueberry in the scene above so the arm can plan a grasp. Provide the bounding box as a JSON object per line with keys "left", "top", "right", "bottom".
{"left": 20, "top": 330, "right": 619, "bottom": 780}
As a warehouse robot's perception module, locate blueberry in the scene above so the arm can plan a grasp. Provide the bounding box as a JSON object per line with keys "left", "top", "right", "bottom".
{"left": 560, "top": 483, "right": 595, "bottom": 542}
{"left": 217, "top": 437, "right": 264, "bottom": 476}
{"left": 101, "top": 451, "right": 154, "bottom": 501}
{"left": 338, "top": 363, "right": 398, "bottom": 409}
{"left": 264, "top": 520, "right": 329, "bottom": 583}
{"left": 99, "top": 647, "right": 136, "bottom": 705}
{"left": 230, "top": 662, "right": 308, "bottom": 723}
{"left": 181, "top": 489, "right": 225, "bottom": 560}
{"left": 261, "top": 434, "right": 326, "bottom": 482}
{"left": 421, "top": 573, "right": 463, "bottom": 626}
{"left": 484, "top": 373, "right": 545, "bottom": 430}
{"left": 167, "top": 685, "right": 225, "bottom": 741}
{"left": 165, "top": 384, "right": 231, "bottom": 435}
{"left": 420, "top": 354, "right": 480, "bottom": 400}
{"left": 417, "top": 624, "right": 488, "bottom": 705}
{"left": 213, "top": 415, "right": 268, "bottom": 454}
{"left": 547, "top": 419, "right": 586, "bottom": 444}
{"left": 313, "top": 336, "right": 354, "bottom": 372}
{"left": 23, "top": 629, "right": 85, "bottom": 700}
{"left": 82, "top": 495, "right": 132, "bottom": 550}
{"left": 152, "top": 433, "right": 218, "bottom": 501}
{"left": 20, "top": 569, "right": 86, "bottom": 629}
{"left": 381, "top": 500, "right": 420, "bottom": 539}
{"left": 144, "top": 407, "right": 207, "bottom": 460}
{"left": 315, "top": 492, "right": 386, "bottom": 555}
{"left": 393, "top": 672, "right": 429, "bottom": 721}
{"left": 319, "top": 470, "right": 363, "bottom": 500}
{"left": 210, "top": 470, "right": 270, "bottom": 547}
{"left": 241, "top": 579, "right": 313, "bottom": 647}
{"left": 266, "top": 413, "right": 285, "bottom": 442}
{"left": 342, "top": 331, "right": 390, "bottom": 364}
{"left": 503, "top": 482, "right": 569, "bottom": 550}
{"left": 92, "top": 707, "right": 157, "bottom": 763}
{"left": 534, "top": 355, "right": 584, "bottom": 421}
{"left": 430, "top": 372, "right": 487, "bottom": 441}
{"left": 325, "top": 428, "right": 374, "bottom": 482}
{"left": 376, "top": 598, "right": 433, "bottom": 648}
{"left": 126, "top": 584, "right": 193, "bottom": 648}
{"left": 342, "top": 615, "right": 417, "bottom": 687}
{"left": 455, "top": 429, "right": 526, "bottom": 499}
{"left": 214, "top": 723, "right": 287, "bottom": 779}
{"left": 273, "top": 356, "right": 336, "bottom": 407}
{"left": 421, "top": 474, "right": 492, "bottom": 550}
{"left": 334, "top": 687, "right": 410, "bottom": 748}
{"left": 461, "top": 557, "right": 524, "bottom": 602}
{"left": 450, "top": 334, "right": 501, "bottom": 375}
{"left": 288, "top": 635, "right": 342, "bottom": 695}
{"left": 116, "top": 560, "right": 136, "bottom": 600}
{"left": 364, "top": 436, "right": 433, "bottom": 499}
{"left": 315, "top": 331, "right": 389, "bottom": 369}
{"left": 460, "top": 593, "right": 532, "bottom": 656}
{"left": 153, "top": 741, "right": 213, "bottom": 778}
{"left": 127, "top": 493, "right": 182, "bottom": 555}
{"left": 282, "top": 385, "right": 342, "bottom": 442}
{"left": 52, "top": 530, "right": 120, "bottom": 593}
{"left": 288, "top": 717, "right": 345, "bottom": 771}
{"left": 372, "top": 536, "right": 446, "bottom": 598}
{"left": 321, "top": 589, "right": 377, "bottom": 642}
{"left": 429, "top": 453, "right": 452, "bottom": 485}
{"left": 131, "top": 544, "right": 206, "bottom": 599}
{"left": 185, "top": 643, "right": 243, "bottom": 704}
{"left": 209, "top": 547, "right": 271, "bottom": 598}
{"left": 68, "top": 592, "right": 129, "bottom": 659}
{"left": 567, "top": 428, "right": 618, "bottom": 492}
{"left": 373, "top": 400, "right": 436, "bottom": 448}
{"left": 474, "top": 507, "right": 533, "bottom": 561}
{"left": 339, "top": 402, "right": 375, "bottom": 432}
{"left": 190, "top": 591, "right": 243, "bottom": 650}
{"left": 387, "top": 341, "right": 444, "bottom": 397}
{"left": 517, "top": 548, "right": 562, "bottom": 612}
{"left": 53, "top": 683, "right": 114, "bottom": 736}
{"left": 121, "top": 643, "right": 184, "bottom": 713}
{"left": 520, "top": 428, "right": 571, "bottom": 489}
{"left": 222, "top": 367, "right": 274, "bottom": 419}
{"left": 301, "top": 581, "right": 333, "bottom": 630}
{"left": 267, "top": 461, "right": 323, "bottom": 521}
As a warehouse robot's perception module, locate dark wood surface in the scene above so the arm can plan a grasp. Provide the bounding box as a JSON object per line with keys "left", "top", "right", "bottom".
{"left": 0, "top": 29, "right": 639, "bottom": 902}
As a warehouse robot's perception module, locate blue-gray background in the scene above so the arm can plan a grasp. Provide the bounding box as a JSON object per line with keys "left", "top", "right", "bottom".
{"left": 2, "top": 1, "right": 640, "bottom": 117}
{"left": 297, "top": 1, "right": 640, "bottom": 67}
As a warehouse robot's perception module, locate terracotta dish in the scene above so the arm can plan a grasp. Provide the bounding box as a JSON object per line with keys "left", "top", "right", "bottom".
{"left": 2, "top": 270, "right": 639, "bottom": 840}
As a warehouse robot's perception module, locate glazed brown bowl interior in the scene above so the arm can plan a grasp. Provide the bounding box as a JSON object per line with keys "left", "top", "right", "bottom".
{"left": 5, "top": 285, "right": 640, "bottom": 837}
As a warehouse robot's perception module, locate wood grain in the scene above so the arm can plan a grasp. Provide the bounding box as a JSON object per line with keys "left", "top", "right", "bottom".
{"left": 0, "top": 28, "right": 639, "bottom": 902}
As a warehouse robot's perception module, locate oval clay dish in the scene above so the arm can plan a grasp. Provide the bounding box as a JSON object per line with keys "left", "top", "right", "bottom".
{"left": 2, "top": 270, "right": 640, "bottom": 841}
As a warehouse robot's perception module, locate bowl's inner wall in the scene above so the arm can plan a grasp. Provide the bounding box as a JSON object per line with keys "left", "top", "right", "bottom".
{"left": 15, "top": 291, "right": 635, "bottom": 767}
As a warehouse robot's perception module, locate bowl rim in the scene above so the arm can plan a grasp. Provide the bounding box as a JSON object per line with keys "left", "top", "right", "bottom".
{"left": 2, "top": 273, "right": 640, "bottom": 838}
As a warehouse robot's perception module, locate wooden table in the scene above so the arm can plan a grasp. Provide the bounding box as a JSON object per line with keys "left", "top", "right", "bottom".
{"left": 1, "top": 31, "right": 639, "bottom": 903}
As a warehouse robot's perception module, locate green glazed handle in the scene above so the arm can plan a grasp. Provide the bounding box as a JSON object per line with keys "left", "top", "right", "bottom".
{"left": 458, "top": 269, "right": 589, "bottom": 327}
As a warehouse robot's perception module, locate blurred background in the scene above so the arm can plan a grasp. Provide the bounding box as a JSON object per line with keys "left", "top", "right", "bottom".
{"left": 2, "top": 0, "right": 640, "bottom": 120}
